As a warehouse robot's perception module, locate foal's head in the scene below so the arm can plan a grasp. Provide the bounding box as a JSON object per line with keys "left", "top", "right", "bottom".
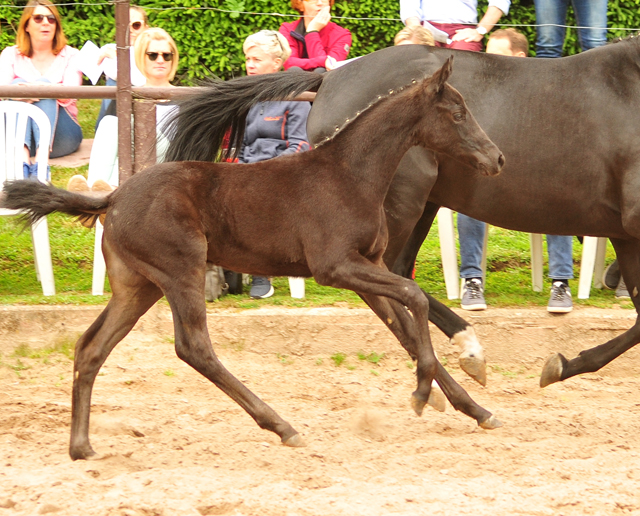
{"left": 414, "top": 57, "right": 504, "bottom": 176}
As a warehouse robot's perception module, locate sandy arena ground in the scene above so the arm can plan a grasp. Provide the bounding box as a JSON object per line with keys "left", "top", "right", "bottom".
{"left": 0, "top": 305, "right": 639, "bottom": 515}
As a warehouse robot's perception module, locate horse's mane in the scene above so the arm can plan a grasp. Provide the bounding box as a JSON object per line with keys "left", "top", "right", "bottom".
{"left": 163, "top": 71, "right": 325, "bottom": 163}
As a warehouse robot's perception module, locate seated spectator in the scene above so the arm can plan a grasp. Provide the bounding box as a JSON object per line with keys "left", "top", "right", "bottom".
{"left": 67, "top": 28, "right": 179, "bottom": 223}
{"left": 240, "top": 30, "right": 312, "bottom": 298}
{"left": 279, "top": 0, "right": 351, "bottom": 72}
{"left": 394, "top": 25, "right": 435, "bottom": 46}
{"left": 94, "top": 5, "right": 150, "bottom": 129}
{"left": 0, "top": 0, "right": 83, "bottom": 175}
{"left": 458, "top": 28, "right": 575, "bottom": 314}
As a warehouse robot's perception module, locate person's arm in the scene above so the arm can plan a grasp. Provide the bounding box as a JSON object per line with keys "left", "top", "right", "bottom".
{"left": 0, "top": 47, "right": 17, "bottom": 85}
{"left": 400, "top": 0, "right": 422, "bottom": 27}
{"left": 280, "top": 102, "right": 311, "bottom": 156}
{"left": 305, "top": 26, "right": 352, "bottom": 64}
{"left": 279, "top": 23, "right": 305, "bottom": 71}
{"left": 452, "top": 3, "right": 510, "bottom": 43}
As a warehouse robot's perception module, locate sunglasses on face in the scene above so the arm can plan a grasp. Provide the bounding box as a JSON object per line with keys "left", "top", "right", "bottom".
{"left": 130, "top": 21, "right": 143, "bottom": 30}
{"left": 31, "top": 14, "right": 56, "bottom": 24}
{"left": 146, "top": 52, "right": 173, "bottom": 62}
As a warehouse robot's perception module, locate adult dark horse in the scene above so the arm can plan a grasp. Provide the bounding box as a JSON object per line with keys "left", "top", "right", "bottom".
{"left": 164, "top": 36, "right": 640, "bottom": 392}
{"left": 1, "top": 60, "right": 504, "bottom": 460}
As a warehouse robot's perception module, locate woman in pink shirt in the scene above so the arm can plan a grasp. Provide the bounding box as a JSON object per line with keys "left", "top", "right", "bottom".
{"left": 0, "top": 0, "right": 83, "bottom": 177}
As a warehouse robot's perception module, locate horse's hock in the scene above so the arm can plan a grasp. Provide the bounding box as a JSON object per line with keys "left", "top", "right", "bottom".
{"left": 0, "top": 305, "right": 638, "bottom": 379}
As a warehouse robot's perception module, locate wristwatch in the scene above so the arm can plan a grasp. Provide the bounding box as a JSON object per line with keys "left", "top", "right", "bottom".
{"left": 476, "top": 25, "right": 488, "bottom": 35}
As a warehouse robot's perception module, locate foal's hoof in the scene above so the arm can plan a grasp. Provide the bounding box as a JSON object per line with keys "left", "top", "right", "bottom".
{"left": 540, "top": 353, "right": 567, "bottom": 388}
{"left": 69, "top": 446, "right": 99, "bottom": 461}
{"left": 459, "top": 355, "right": 487, "bottom": 386}
{"left": 478, "top": 415, "right": 503, "bottom": 430}
{"left": 282, "top": 433, "right": 306, "bottom": 448}
{"left": 411, "top": 393, "right": 428, "bottom": 417}
{"left": 427, "top": 386, "right": 446, "bottom": 413}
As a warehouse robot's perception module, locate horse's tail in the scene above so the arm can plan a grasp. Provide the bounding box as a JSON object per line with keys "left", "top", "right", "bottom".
{"left": 163, "top": 71, "right": 325, "bottom": 163}
{"left": 1, "top": 180, "right": 110, "bottom": 228}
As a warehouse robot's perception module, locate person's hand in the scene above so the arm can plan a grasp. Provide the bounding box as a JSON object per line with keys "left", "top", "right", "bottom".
{"left": 307, "top": 6, "right": 331, "bottom": 33}
{"left": 452, "top": 27, "right": 484, "bottom": 43}
{"left": 325, "top": 56, "right": 337, "bottom": 70}
{"left": 97, "top": 47, "right": 117, "bottom": 65}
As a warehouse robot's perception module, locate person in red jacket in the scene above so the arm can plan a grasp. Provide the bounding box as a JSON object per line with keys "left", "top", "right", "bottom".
{"left": 278, "top": 0, "right": 351, "bottom": 72}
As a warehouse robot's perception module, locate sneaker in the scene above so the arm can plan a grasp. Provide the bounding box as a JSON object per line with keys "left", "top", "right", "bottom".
{"left": 250, "top": 276, "right": 274, "bottom": 299}
{"left": 461, "top": 278, "right": 486, "bottom": 311}
{"left": 547, "top": 281, "right": 573, "bottom": 313}
{"left": 615, "top": 278, "right": 630, "bottom": 299}
{"left": 67, "top": 175, "right": 90, "bottom": 192}
{"left": 602, "top": 260, "right": 621, "bottom": 290}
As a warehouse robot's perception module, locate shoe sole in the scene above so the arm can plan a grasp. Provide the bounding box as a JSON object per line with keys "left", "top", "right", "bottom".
{"left": 461, "top": 303, "right": 487, "bottom": 311}
{"left": 250, "top": 285, "right": 274, "bottom": 299}
{"left": 547, "top": 305, "right": 573, "bottom": 313}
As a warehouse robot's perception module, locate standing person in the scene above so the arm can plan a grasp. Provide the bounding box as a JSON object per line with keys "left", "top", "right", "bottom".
{"left": 400, "top": 0, "right": 510, "bottom": 51}
{"left": 279, "top": 0, "right": 351, "bottom": 72}
{"left": 240, "top": 30, "right": 312, "bottom": 298}
{"left": 93, "top": 5, "right": 150, "bottom": 129}
{"left": 456, "top": 28, "right": 575, "bottom": 314}
{"left": 534, "top": 0, "right": 607, "bottom": 58}
{"left": 0, "top": 0, "right": 83, "bottom": 174}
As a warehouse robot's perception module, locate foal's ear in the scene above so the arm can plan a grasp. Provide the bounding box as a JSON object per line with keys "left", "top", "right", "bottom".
{"left": 426, "top": 56, "right": 453, "bottom": 95}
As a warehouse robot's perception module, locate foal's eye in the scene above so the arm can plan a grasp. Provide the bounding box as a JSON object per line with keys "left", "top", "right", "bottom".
{"left": 453, "top": 112, "right": 465, "bottom": 122}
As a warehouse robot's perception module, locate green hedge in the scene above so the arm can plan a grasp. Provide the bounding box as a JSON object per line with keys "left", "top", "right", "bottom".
{"left": 1, "top": 0, "right": 638, "bottom": 83}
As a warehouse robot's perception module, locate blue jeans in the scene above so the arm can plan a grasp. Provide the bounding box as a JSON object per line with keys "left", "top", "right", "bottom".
{"left": 12, "top": 78, "right": 83, "bottom": 159}
{"left": 458, "top": 214, "right": 574, "bottom": 280}
{"left": 95, "top": 77, "right": 117, "bottom": 131}
{"left": 534, "top": 0, "right": 608, "bottom": 57}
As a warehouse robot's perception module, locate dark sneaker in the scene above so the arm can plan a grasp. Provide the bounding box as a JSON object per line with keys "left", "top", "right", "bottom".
{"left": 602, "top": 260, "right": 621, "bottom": 290}
{"left": 250, "top": 276, "right": 274, "bottom": 299}
{"left": 461, "top": 278, "right": 486, "bottom": 311}
{"left": 615, "top": 278, "right": 630, "bottom": 299}
{"left": 547, "top": 281, "right": 573, "bottom": 313}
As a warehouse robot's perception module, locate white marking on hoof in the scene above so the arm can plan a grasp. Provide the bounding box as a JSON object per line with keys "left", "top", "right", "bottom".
{"left": 427, "top": 382, "right": 446, "bottom": 413}
{"left": 452, "top": 327, "right": 487, "bottom": 386}
{"left": 282, "top": 433, "right": 306, "bottom": 447}
{"left": 479, "top": 415, "right": 503, "bottom": 430}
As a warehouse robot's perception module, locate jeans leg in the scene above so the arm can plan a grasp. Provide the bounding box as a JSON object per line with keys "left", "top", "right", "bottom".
{"left": 572, "top": 0, "right": 607, "bottom": 51}
{"left": 546, "top": 234, "right": 574, "bottom": 279}
{"left": 534, "top": 0, "right": 569, "bottom": 58}
{"left": 49, "top": 106, "right": 83, "bottom": 158}
{"left": 95, "top": 77, "right": 117, "bottom": 131}
{"left": 458, "top": 213, "right": 486, "bottom": 279}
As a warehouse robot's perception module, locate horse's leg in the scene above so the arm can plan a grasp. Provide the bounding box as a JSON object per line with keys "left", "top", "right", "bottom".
{"left": 360, "top": 293, "right": 501, "bottom": 428}
{"left": 388, "top": 201, "right": 486, "bottom": 384}
{"left": 541, "top": 237, "right": 640, "bottom": 386}
{"left": 70, "top": 250, "right": 163, "bottom": 460}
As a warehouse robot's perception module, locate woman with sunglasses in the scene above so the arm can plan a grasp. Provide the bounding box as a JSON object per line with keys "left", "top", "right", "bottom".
{"left": 0, "top": 0, "right": 83, "bottom": 175}
{"left": 278, "top": 0, "right": 351, "bottom": 72}
{"left": 94, "top": 5, "right": 150, "bottom": 129}
{"left": 68, "top": 28, "right": 180, "bottom": 208}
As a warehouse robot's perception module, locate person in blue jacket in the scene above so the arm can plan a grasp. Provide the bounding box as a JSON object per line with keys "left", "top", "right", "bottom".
{"left": 239, "top": 30, "right": 311, "bottom": 298}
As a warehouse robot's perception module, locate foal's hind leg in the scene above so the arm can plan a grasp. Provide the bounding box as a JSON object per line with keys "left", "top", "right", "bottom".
{"left": 388, "top": 201, "right": 486, "bottom": 384}
{"left": 541, "top": 237, "right": 640, "bottom": 386}
{"left": 361, "top": 293, "right": 500, "bottom": 429}
{"left": 70, "top": 253, "right": 163, "bottom": 460}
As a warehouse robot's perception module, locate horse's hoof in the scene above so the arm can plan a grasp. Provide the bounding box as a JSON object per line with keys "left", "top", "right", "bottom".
{"left": 427, "top": 386, "right": 446, "bottom": 413}
{"left": 540, "top": 353, "right": 566, "bottom": 388}
{"left": 459, "top": 355, "right": 487, "bottom": 386}
{"left": 411, "top": 393, "right": 427, "bottom": 417}
{"left": 479, "top": 415, "right": 503, "bottom": 430}
{"left": 282, "top": 433, "right": 306, "bottom": 447}
{"left": 69, "top": 446, "right": 99, "bottom": 461}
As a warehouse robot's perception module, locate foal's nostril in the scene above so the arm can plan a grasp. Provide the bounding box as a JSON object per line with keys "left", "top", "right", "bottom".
{"left": 498, "top": 153, "right": 505, "bottom": 170}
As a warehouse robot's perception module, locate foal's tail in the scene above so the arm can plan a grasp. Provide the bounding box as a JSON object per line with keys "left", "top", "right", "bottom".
{"left": 163, "top": 71, "right": 325, "bottom": 163}
{"left": 1, "top": 180, "right": 109, "bottom": 228}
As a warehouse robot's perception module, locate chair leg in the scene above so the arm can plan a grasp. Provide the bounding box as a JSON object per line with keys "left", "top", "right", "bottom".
{"left": 31, "top": 217, "right": 55, "bottom": 296}
{"left": 437, "top": 208, "right": 459, "bottom": 300}
{"left": 288, "top": 277, "right": 305, "bottom": 298}
{"left": 92, "top": 220, "right": 106, "bottom": 296}
{"left": 578, "top": 236, "right": 607, "bottom": 299}
{"left": 593, "top": 237, "right": 608, "bottom": 290}
{"left": 530, "top": 233, "right": 544, "bottom": 292}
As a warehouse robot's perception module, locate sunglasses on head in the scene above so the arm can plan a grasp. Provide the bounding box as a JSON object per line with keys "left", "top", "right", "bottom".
{"left": 130, "top": 21, "right": 142, "bottom": 30}
{"left": 31, "top": 14, "right": 56, "bottom": 24}
{"left": 146, "top": 51, "right": 173, "bottom": 62}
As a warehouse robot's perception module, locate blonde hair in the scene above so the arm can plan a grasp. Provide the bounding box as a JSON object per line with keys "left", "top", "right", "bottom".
{"left": 134, "top": 28, "right": 179, "bottom": 81}
{"left": 243, "top": 30, "right": 291, "bottom": 63}
{"left": 489, "top": 28, "right": 529, "bottom": 56}
{"left": 16, "top": 0, "right": 67, "bottom": 57}
{"left": 394, "top": 26, "right": 435, "bottom": 47}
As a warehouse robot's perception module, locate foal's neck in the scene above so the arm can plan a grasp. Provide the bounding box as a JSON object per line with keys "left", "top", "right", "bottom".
{"left": 321, "top": 86, "right": 424, "bottom": 197}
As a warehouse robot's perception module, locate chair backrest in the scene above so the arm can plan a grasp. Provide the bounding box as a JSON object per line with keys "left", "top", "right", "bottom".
{"left": 0, "top": 101, "right": 51, "bottom": 185}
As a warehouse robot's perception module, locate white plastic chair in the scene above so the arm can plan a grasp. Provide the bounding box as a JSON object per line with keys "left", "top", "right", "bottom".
{"left": 437, "top": 208, "right": 606, "bottom": 299}
{"left": 0, "top": 101, "right": 55, "bottom": 296}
